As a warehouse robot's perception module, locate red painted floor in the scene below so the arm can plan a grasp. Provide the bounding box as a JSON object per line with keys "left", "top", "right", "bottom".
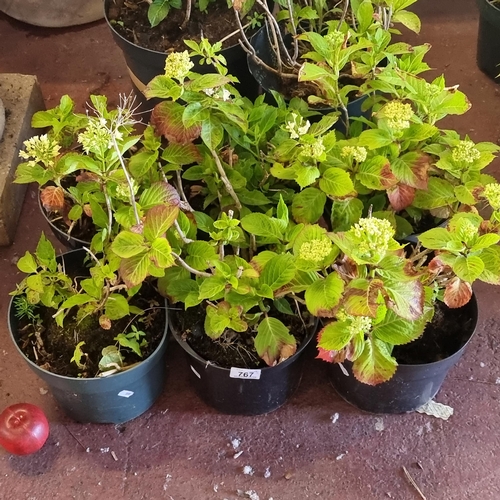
{"left": 1, "top": 1, "right": 500, "bottom": 498}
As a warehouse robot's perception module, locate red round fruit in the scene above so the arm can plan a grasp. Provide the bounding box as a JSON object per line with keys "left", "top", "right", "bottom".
{"left": 0, "top": 403, "right": 49, "bottom": 455}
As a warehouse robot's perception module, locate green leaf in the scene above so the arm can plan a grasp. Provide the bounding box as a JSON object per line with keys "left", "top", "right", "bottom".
{"left": 358, "top": 129, "right": 393, "bottom": 149}
{"left": 471, "top": 233, "right": 500, "bottom": 252}
{"left": 159, "top": 276, "right": 199, "bottom": 303}
{"left": 36, "top": 233, "right": 56, "bottom": 269}
{"left": 128, "top": 150, "right": 159, "bottom": 178}
{"left": 201, "top": 116, "right": 224, "bottom": 150}
{"left": 148, "top": 0, "right": 170, "bottom": 27}
{"left": 204, "top": 304, "right": 231, "bottom": 339}
{"left": 417, "top": 227, "right": 453, "bottom": 249}
{"left": 296, "top": 166, "right": 320, "bottom": 188}
{"left": 319, "top": 168, "right": 355, "bottom": 197}
{"left": 305, "top": 273, "right": 344, "bottom": 317}
{"left": 139, "top": 181, "right": 180, "bottom": 210}
{"left": 59, "top": 294, "right": 93, "bottom": 310}
{"left": 255, "top": 317, "right": 297, "bottom": 366}
{"left": 385, "top": 279, "right": 424, "bottom": 321}
{"left": 115, "top": 333, "right": 142, "bottom": 357}
{"left": 330, "top": 198, "right": 363, "bottom": 231}
{"left": 193, "top": 211, "right": 214, "bottom": 233}
{"left": 26, "top": 274, "right": 44, "bottom": 293}
{"left": 452, "top": 255, "right": 485, "bottom": 283}
{"left": 240, "top": 213, "right": 283, "bottom": 241}
{"left": 161, "top": 143, "right": 201, "bottom": 165}
{"left": 17, "top": 252, "right": 38, "bottom": 274}
{"left": 149, "top": 238, "right": 175, "bottom": 268}
{"left": 292, "top": 187, "right": 327, "bottom": 224}
{"left": 260, "top": 254, "right": 296, "bottom": 291}
{"left": 372, "top": 310, "right": 426, "bottom": 345}
{"left": 112, "top": 232, "right": 146, "bottom": 258}
{"left": 198, "top": 276, "right": 227, "bottom": 300}
{"left": 105, "top": 294, "right": 130, "bottom": 320}
{"left": 186, "top": 241, "right": 218, "bottom": 270}
{"left": 352, "top": 337, "right": 397, "bottom": 385}
{"left": 317, "top": 321, "right": 354, "bottom": 351}
{"left": 99, "top": 345, "right": 123, "bottom": 372}
{"left": 357, "top": 157, "right": 396, "bottom": 190}
{"left": 392, "top": 9, "right": 421, "bottom": 33}
{"left": 274, "top": 298, "right": 294, "bottom": 315}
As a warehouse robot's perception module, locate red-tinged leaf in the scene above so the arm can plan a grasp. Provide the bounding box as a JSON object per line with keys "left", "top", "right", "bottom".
{"left": 316, "top": 347, "right": 335, "bottom": 362}
{"left": 409, "top": 153, "right": 431, "bottom": 190}
{"left": 151, "top": 101, "right": 201, "bottom": 144}
{"left": 120, "top": 252, "right": 151, "bottom": 288}
{"left": 143, "top": 204, "right": 179, "bottom": 241}
{"left": 140, "top": 181, "right": 181, "bottom": 210}
{"left": 343, "top": 280, "right": 384, "bottom": 318}
{"left": 444, "top": 277, "right": 472, "bottom": 308}
{"left": 352, "top": 337, "right": 397, "bottom": 385}
{"left": 388, "top": 183, "right": 416, "bottom": 211}
{"left": 40, "top": 186, "right": 65, "bottom": 211}
{"left": 380, "top": 161, "right": 399, "bottom": 189}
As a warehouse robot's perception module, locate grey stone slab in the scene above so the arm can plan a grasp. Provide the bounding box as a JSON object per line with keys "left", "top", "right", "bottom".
{"left": 0, "top": 74, "right": 45, "bottom": 246}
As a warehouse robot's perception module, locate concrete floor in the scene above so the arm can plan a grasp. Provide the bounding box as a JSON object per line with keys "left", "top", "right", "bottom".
{"left": 1, "top": 0, "right": 500, "bottom": 498}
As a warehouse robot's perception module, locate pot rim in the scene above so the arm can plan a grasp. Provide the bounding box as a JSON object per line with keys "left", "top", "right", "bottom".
{"left": 396, "top": 292, "right": 479, "bottom": 368}
{"left": 38, "top": 191, "right": 92, "bottom": 247}
{"left": 7, "top": 248, "right": 169, "bottom": 382}
{"left": 171, "top": 312, "right": 318, "bottom": 373}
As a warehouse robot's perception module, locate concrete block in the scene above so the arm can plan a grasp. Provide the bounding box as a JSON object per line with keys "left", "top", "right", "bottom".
{"left": 0, "top": 74, "right": 45, "bottom": 246}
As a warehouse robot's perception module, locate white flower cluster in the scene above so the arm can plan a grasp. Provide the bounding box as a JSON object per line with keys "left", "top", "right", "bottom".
{"left": 19, "top": 134, "right": 61, "bottom": 167}
{"left": 451, "top": 140, "right": 481, "bottom": 164}
{"left": 301, "top": 138, "right": 326, "bottom": 161}
{"left": 78, "top": 117, "right": 115, "bottom": 154}
{"left": 204, "top": 87, "right": 232, "bottom": 101}
{"left": 284, "top": 112, "right": 311, "bottom": 139}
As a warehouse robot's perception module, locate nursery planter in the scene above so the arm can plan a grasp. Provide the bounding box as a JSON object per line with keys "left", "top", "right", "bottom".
{"left": 104, "top": 0, "right": 260, "bottom": 107}
{"left": 8, "top": 249, "right": 169, "bottom": 424}
{"left": 172, "top": 319, "right": 317, "bottom": 415}
{"left": 38, "top": 193, "right": 91, "bottom": 250}
{"left": 329, "top": 295, "right": 478, "bottom": 414}
{"left": 476, "top": 0, "right": 500, "bottom": 82}
{"left": 0, "top": 0, "right": 103, "bottom": 27}
{"left": 247, "top": 25, "right": 371, "bottom": 134}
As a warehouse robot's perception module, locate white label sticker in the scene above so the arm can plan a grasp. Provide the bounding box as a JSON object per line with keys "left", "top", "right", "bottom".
{"left": 190, "top": 365, "right": 201, "bottom": 379}
{"left": 118, "top": 390, "right": 134, "bottom": 398}
{"left": 229, "top": 367, "right": 261, "bottom": 380}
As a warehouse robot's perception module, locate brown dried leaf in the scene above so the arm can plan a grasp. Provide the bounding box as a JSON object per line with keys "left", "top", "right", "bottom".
{"left": 40, "top": 186, "right": 65, "bottom": 212}
{"left": 444, "top": 277, "right": 472, "bottom": 308}
{"left": 99, "top": 315, "right": 112, "bottom": 330}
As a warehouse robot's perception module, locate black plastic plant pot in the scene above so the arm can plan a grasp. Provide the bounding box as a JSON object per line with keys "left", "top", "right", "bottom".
{"left": 38, "top": 193, "right": 91, "bottom": 250}
{"left": 8, "top": 249, "right": 169, "bottom": 424}
{"left": 172, "top": 320, "right": 317, "bottom": 415}
{"left": 247, "top": 24, "right": 370, "bottom": 134}
{"left": 476, "top": 0, "right": 500, "bottom": 82}
{"left": 329, "top": 295, "right": 478, "bottom": 414}
{"left": 103, "top": 0, "right": 260, "bottom": 107}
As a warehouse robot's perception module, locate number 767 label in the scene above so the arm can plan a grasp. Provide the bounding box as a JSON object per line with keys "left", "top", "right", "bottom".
{"left": 229, "top": 367, "right": 262, "bottom": 380}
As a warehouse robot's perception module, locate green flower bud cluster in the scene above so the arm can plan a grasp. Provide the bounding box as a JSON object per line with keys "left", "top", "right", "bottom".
{"left": 483, "top": 183, "right": 500, "bottom": 210}
{"left": 164, "top": 51, "right": 194, "bottom": 80}
{"left": 284, "top": 112, "right": 311, "bottom": 139}
{"left": 325, "top": 31, "right": 345, "bottom": 48}
{"left": 115, "top": 178, "right": 138, "bottom": 202}
{"left": 350, "top": 217, "right": 394, "bottom": 258}
{"left": 459, "top": 219, "right": 479, "bottom": 244}
{"left": 299, "top": 238, "right": 332, "bottom": 263}
{"left": 336, "top": 309, "right": 373, "bottom": 337}
{"left": 19, "top": 134, "right": 61, "bottom": 167}
{"left": 341, "top": 145, "right": 367, "bottom": 163}
{"left": 451, "top": 140, "right": 481, "bottom": 164}
{"left": 381, "top": 101, "right": 414, "bottom": 130}
{"left": 301, "top": 138, "right": 326, "bottom": 161}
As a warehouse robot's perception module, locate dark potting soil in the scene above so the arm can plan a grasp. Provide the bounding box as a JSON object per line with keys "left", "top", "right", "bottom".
{"left": 43, "top": 204, "right": 95, "bottom": 244}
{"left": 393, "top": 300, "right": 475, "bottom": 365}
{"left": 171, "top": 304, "right": 314, "bottom": 369}
{"left": 108, "top": 0, "right": 260, "bottom": 52}
{"left": 15, "top": 283, "right": 166, "bottom": 378}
